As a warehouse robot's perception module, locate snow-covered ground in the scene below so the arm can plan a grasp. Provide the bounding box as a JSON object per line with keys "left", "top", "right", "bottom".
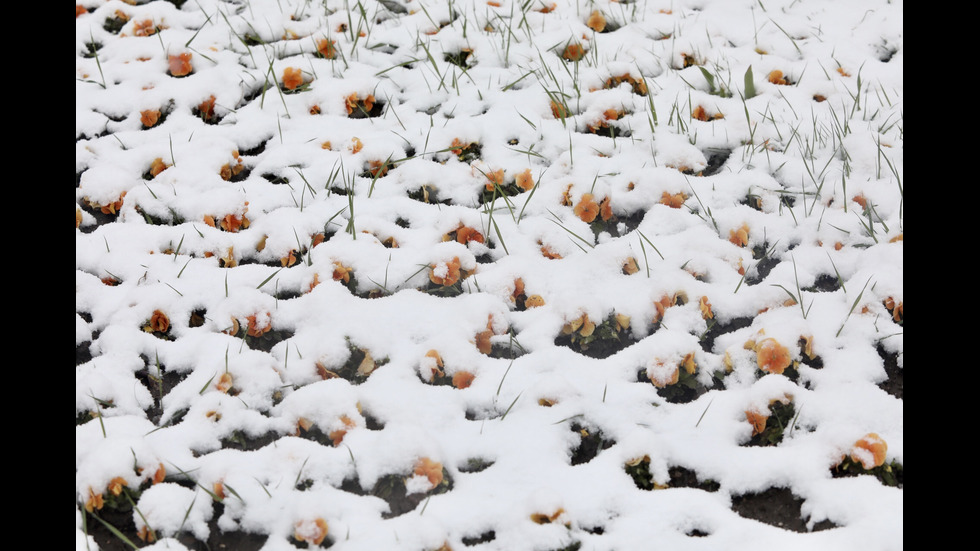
{"left": 76, "top": 1, "right": 903, "bottom": 549}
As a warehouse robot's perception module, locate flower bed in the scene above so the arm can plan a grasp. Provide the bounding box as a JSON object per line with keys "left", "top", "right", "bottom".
{"left": 77, "top": 1, "right": 903, "bottom": 549}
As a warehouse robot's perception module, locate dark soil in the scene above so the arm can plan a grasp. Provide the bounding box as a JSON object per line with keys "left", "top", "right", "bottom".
{"left": 462, "top": 530, "right": 496, "bottom": 546}
{"left": 701, "top": 148, "right": 732, "bottom": 177}
{"left": 625, "top": 458, "right": 719, "bottom": 492}
{"left": 84, "top": 502, "right": 269, "bottom": 551}
{"left": 731, "top": 487, "right": 838, "bottom": 533}
{"left": 341, "top": 467, "right": 453, "bottom": 519}
{"left": 699, "top": 315, "right": 754, "bottom": 353}
{"left": 876, "top": 343, "right": 903, "bottom": 399}
{"left": 569, "top": 423, "right": 615, "bottom": 465}
{"left": 135, "top": 355, "right": 187, "bottom": 425}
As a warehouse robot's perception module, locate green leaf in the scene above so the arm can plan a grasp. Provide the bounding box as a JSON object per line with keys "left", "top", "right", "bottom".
{"left": 744, "top": 65, "right": 756, "bottom": 99}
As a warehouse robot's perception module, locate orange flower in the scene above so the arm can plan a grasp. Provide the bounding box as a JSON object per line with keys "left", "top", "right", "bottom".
{"left": 333, "top": 262, "right": 352, "bottom": 284}
{"left": 216, "top": 372, "right": 233, "bottom": 393}
{"left": 197, "top": 95, "right": 216, "bottom": 120}
{"left": 316, "top": 361, "right": 339, "bottom": 380}
{"left": 587, "top": 11, "right": 606, "bottom": 32}
{"left": 345, "top": 93, "right": 376, "bottom": 115}
{"left": 550, "top": 100, "right": 570, "bottom": 119}
{"left": 562, "top": 43, "right": 585, "bottom": 61}
{"left": 430, "top": 257, "right": 462, "bottom": 286}
{"left": 729, "top": 224, "right": 749, "bottom": 247}
{"left": 524, "top": 294, "right": 545, "bottom": 308}
{"left": 76, "top": 5, "right": 87, "bottom": 17}
{"left": 108, "top": 477, "right": 128, "bottom": 496}
{"left": 220, "top": 213, "right": 248, "bottom": 232}
{"left": 699, "top": 296, "right": 713, "bottom": 319}
{"left": 563, "top": 313, "right": 595, "bottom": 337}
{"left": 530, "top": 508, "right": 565, "bottom": 524}
{"left": 540, "top": 245, "right": 562, "bottom": 259}
{"left": 368, "top": 160, "right": 389, "bottom": 178}
{"left": 599, "top": 196, "right": 613, "bottom": 221}
{"left": 560, "top": 184, "right": 574, "bottom": 206}
{"left": 349, "top": 136, "right": 364, "bottom": 154}
{"left": 413, "top": 457, "right": 444, "bottom": 487}
{"left": 97, "top": 191, "right": 127, "bottom": 215}
{"left": 316, "top": 38, "right": 337, "bottom": 59}
{"left": 133, "top": 19, "right": 157, "bottom": 37}
{"left": 647, "top": 358, "right": 679, "bottom": 388}
{"left": 76, "top": 206, "right": 83, "bottom": 228}
{"left": 537, "top": 3, "right": 556, "bottom": 13}
{"left": 660, "top": 191, "right": 687, "bottom": 208}
{"left": 767, "top": 70, "right": 788, "bottom": 85}
{"left": 147, "top": 310, "right": 170, "bottom": 333}
{"left": 605, "top": 74, "right": 648, "bottom": 95}
{"left": 140, "top": 109, "right": 161, "bottom": 127}
{"left": 511, "top": 278, "right": 525, "bottom": 303}
{"left": 692, "top": 106, "right": 711, "bottom": 121}
{"left": 304, "top": 273, "right": 321, "bottom": 294}
{"left": 84, "top": 489, "right": 104, "bottom": 512}
{"left": 745, "top": 409, "right": 768, "bottom": 436}
{"left": 137, "top": 526, "right": 157, "bottom": 543}
{"left": 484, "top": 169, "right": 505, "bottom": 191}
{"left": 515, "top": 169, "right": 534, "bottom": 191}
{"left": 281, "top": 250, "right": 297, "bottom": 267}
{"left": 423, "top": 349, "right": 445, "bottom": 380}
{"left": 574, "top": 193, "right": 599, "bottom": 223}
{"left": 213, "top": 481, "right": 226, "bottom": 500}
{"left": 168, "top": 53, "right": 193, "bottom": 77}
{"left": 329, "top": 415, "right": 356, "bottom": 446}
{"left": 246, "top": 313, "right": 271, "bottom": 337}
{"left": 455, "top": 226, "right": 485, "bottom": 245}
{"left": 449, "top": 138, "right": 468, "bottom": 155}
{"left": 653, "top": 294, "right": 675, "bottom": 323}
{"left": 294, "top": 518, "right": 329, "bottom": 546}
{"left": 622, "top": 257, "right": 639, "bottom": 275}
{"left": 850, "top": 433, "right": 887, "bottom": 469}
{"left": 152, "top": 464, "right": 166, "bottom": 484}
{"left": 681, "top": 352, "right": 696, "bottom": 374}
{"left": 149, "top": 158, "right": 169, "bottom": 178}
{"left": 884, "top": 297, "right": 903, "bottom": 323}
{"left": 475, "top": 329, "right": 493, "bottom": 354}
{"left": 755, "top": 338, "right": 792, "bottom": 374}
{"left": 837, "top": 66, "right": 851, "bottom": 78}
{"left": 452, "top": 371, "right": 475, "bottom": 389}
{"left": 282, "top": 67, "right": 304, "bottom": 90}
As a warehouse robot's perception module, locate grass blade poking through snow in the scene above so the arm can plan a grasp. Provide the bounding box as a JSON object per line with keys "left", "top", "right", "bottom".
{"left": 837, "top": 276, "right": 873, "bottom": 337}
{"left": 89, "top": 513, "right": 140, "bottom": 550}
{"left": 743, "top": 65, "right": 756, "bottom": 99}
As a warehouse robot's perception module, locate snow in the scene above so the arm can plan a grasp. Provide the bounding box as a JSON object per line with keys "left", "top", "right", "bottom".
{"left": 77, "top": 0, "right": 902, "bottom": 549}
